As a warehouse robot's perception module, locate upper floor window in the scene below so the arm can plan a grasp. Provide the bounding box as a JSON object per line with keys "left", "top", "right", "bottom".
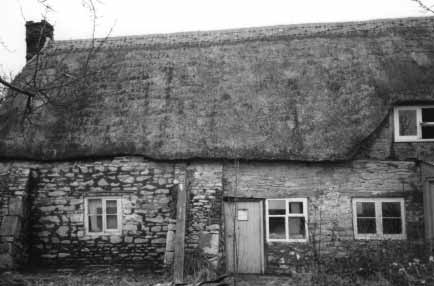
{"left": 352, "top": 198, "right": 406, "bottom": 240}
{"left": 266, "top": 198, "right": 308, "bottom": 242}
{"left": 394, "top": 106, "right": 434, "bottom": 142}
{"left": 84, "top": 197, "right": 122, "bottom": 234}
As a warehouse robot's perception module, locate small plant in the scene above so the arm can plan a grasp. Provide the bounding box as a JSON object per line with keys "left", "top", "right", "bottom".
{"left": 184, "top": 249, "right": 217, "bottom": 285}
{"left": 309, "top": 240, "right": 433, "bottom": 286}
{"left": 386, "top": 257, "right": 434, "bottom": 286}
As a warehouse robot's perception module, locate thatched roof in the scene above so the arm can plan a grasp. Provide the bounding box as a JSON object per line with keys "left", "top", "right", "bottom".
{"left": 2, "top": 17, "right": 434, "bottom": 161}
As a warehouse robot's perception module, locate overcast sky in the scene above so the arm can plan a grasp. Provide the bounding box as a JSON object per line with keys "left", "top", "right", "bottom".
{"left": 0, "top": 0, "right": 432, "bottom": 76}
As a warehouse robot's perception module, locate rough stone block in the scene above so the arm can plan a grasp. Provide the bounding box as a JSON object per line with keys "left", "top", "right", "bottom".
{"left": 0, "top": 243, "right": 11, "bottom": 254}
{"left": 41, "top": 216, "right": 60, "bottom": 224}
{"left": 8, "top": 197, "right": 25, "bottom": 217}
{"left": 0, "top": 216, "right": 21, "bottom": 238}
{"left": 151, "top": 238, "right": 166, "bottom": 244}
{"left": 69, "top": 214, "right": 83, "bottom": 223}
{"left": 200, "top": 233, "right": 219, "bottom": 255}
{"left": 56, "top": 226, "right": 69, "bottom": 237}
{"left": 0, "top": 254, "right": 14, "bottom": 269}
{"left": 41, "top": 254, "right": 56, "bottom": 259}
{"left": 206, "top": 224, "right": 220, "bottom": 231}
{"left": 165, "top": 231, "right": 175, "bottom": 252}
{"left": 110, "top": 236, "right": 122, "bottom": 244}
{"left": 97, "top": 178, "right": 109, "bottom": 186}
{"left": 48, "top": 190, "right": 66, "bottom": 197}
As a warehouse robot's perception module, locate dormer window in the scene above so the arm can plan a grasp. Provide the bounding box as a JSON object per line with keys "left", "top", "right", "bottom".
{"left": 394, "top": 106, "right": 434, "bottom": 142}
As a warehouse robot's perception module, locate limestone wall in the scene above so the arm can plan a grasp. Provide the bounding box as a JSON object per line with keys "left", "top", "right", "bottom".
{"left": 223, "top": 160, "right": 424, "bottom": 273}
{"left": 358, "top": 111, "right": 434, "bottom": 161}
{"left": 0, "top": 158, "right": 223, "bottom": 270}
{"left": 29, "top": 158, "right": 178, "bottom": 268}
{"left": 185, "top": 163, "right": 223, "bottom": 268}
{"left": 0, "top": 165, "right": 31, "bottom": 269}
{"left": 0, "top": 157, "right": 426, "bottom": 274}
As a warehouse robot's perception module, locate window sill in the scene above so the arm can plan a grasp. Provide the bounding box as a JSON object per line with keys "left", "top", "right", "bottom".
{"left": 267, "top": 239, "right": 308, "bottom": 243}
{"left": 84, "top": 231, "right": 122, "bottom": 237}
{"left": 395, "top": 138, "right": 434, "bottom": 142}
{"left": 354, "top": 234, "right": 406, "bottom": 240}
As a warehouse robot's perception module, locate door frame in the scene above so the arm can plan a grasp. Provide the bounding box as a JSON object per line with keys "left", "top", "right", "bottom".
{"left": 223, "top": 197, "right": 265, "bottom": 274}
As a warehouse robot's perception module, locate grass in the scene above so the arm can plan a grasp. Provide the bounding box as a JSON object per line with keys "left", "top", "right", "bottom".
{"left": 0, "top": 267, "right": 171, "bottom": 286}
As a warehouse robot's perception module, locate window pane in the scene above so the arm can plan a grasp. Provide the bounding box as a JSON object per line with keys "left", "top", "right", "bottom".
{"left": 268, "top": 200, "right": 285, "bottom": 215}
{"left": 88, "top": 199, "right": 102, "bottom": 215}
{"left": 88, "top": 215, "right": 102, "bottom": 232}
{"left": 383, "top": 218, "right": 402, "bottom": 234}
{"left": 382, "top": 202, "right": 401, "bottom": 218}
{"left": 422, "top": 126, "right": 434, "bottom": 139}
{"left": 288, "top": 217, "right": 305, "bottom": 239}
{"left": 422, "top": 108, "right": 434, "bottom": 122}
{"left": 106, "top": 200, "right": 118, "bottom": 214}
{"left": 398, "top": 109, "right": 417, "bottom": 136}
{"left": 356, "top": 202, "right": 375, "bottom": 217}
{"left": 269, "top": 217, "right": 285, "bottom": 239}
{"left": 357, "top": 218, "right": 376, "bottom": 234}
{"left": 106, "top": 215, "right": 118, "bottom": 229}
{"left": 289, "top": 202, "right": 303, "bottom": 214}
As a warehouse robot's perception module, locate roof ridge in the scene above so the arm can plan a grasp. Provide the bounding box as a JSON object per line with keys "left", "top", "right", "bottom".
{"left": 49, "top": 16, "right": 434, "bottom": 51}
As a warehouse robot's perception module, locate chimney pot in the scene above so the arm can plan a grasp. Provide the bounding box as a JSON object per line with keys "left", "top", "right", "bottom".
{"left": 25, "top": 20, "right": 54, "bottom": 61}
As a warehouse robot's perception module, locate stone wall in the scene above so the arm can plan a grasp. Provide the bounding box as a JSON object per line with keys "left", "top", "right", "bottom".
{"left": 358, "top": 110, "right": 434, "bottom": 161}
{"left": 223, "top": 160, "right": 424, "bottom": 273}
{"left": 185, "top": 163, "right": 223, "bottom": 269}
{"left": 0, "top": 157, "right": 427, "bottom": 274}
{"left": 0, "top": 158, "right": 223, "bottom": 270}
{"left": 29, "top": 157, "right": 179, "bottom": 268}
{"left": 0, "top": 165, "right": 31, "bottom": 269}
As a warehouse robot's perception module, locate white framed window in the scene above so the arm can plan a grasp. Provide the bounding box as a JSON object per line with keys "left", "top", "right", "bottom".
{"left": 394, "top": 106, "right": 434, "bottom": 142}
{"left": 265, "top": 198, "right": 308, "bottom": 242}
{"left": 352, "top": 198, "right": 406, "bottom": 240}
{"left": 84, "top": 197, "right": 122, "bottom": 235}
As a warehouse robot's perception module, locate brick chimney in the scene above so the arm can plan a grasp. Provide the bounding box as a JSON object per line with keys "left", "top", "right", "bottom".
{"left": 25, "top": 20, "right": 53, "bottom": 61}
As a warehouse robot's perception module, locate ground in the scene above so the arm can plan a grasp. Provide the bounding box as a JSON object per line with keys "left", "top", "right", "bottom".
{"left": 0, "top": 268, "right": 169, "bottom": 286}
{"left": 0, "top": 270, "right": 395, "bottom": 286}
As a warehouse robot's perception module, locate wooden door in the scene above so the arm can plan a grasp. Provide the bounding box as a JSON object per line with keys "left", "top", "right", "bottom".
{"left": 224, "top": 201, "right": 264, "bottom": 274}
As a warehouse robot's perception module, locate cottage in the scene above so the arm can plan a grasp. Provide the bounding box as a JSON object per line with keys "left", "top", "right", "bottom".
{"left": 1, "top": 17, "right": 434, "bottom": 275}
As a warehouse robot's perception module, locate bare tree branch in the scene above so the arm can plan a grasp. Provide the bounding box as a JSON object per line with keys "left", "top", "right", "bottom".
{"left": 36, "top": 0, "right": 54, "bottom": 12}
{"left": 16, "top": 0, "right": 27, "bottom": 22}
{"left": 0, "top": 0, "right": 115, "bottom": 124}
{"left": 412, "top": 0, "right": 434, "bottom": 14}
{"left": 0, "top": 76, "right": 36, "bottom": 98}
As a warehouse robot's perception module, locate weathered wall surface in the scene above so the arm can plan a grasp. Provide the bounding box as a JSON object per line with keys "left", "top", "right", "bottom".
{"left": 223, "top": 160, "right": 424, "bottom": 273}
{"left": 0, "top": 158, "right": 223, "bottom": 270}
{"left": 0, "top": 157, "right": 427, "bottom": 274}
{"left": 29, "top": 157, "right": 178, "bottom": 268}
{"left": 185, "top": 163, "right": 223, "bottom": 268}
{"left": 358, "top": 111, "right": 434, "bottom": 161}
{"left": 0, "top": 165, "right": 31, "bottom": 269}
